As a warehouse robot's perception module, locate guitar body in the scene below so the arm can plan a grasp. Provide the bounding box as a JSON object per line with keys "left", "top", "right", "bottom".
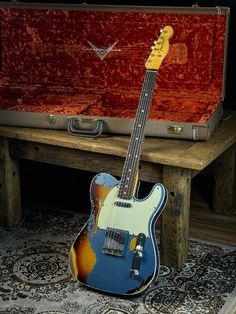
{"left": 70, "top": 172, "right": 167, "bottom": 295}
{"left": 70, "top": 26, "right": 173, "bottom": 295}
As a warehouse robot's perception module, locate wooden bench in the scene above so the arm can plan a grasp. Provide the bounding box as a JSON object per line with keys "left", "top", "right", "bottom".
{"left": 0, "top": 110, "right": 235, "bottom": 269}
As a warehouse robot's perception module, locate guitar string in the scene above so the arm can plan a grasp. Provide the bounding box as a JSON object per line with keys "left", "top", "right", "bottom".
{"left": 119, "top": 70, "right": 151, "bottom": 198}
{"left": 109, "top": 70, "right": 157, "bottom": 251}
{"left": 118, "top": 88, "right": 144, "bottom": 199}
{"left": 126, "top": 72, "right": 156, "bottom": 203}
{"left": 115, "top": 71, "right": 156, "bottom": 247}
{"left": 127, "top": 70, "right": 157, "bottom": 198}
{"left": 119, "top": 70, "right": 157, "bottom": 199}
{"left": 118, "top": 71, "right": 154, "bottom": 208}
{"left": 106, "top": 74, "right": 154, "bottom": 251}
{"left": 108, "top": 71, "right": 152, "bottom": 250}
{"left": 123, "top": 72, "right": 151, "bottom": 197}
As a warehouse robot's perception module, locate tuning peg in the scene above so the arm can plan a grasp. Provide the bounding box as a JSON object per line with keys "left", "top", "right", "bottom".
{"left": 153, "top": 40, "right": 158, "bottom": 44}
{"left": 151, "top": 46, "right": 155, "bottom": 50}
{"left": 160, "top": 28, "right": 164, "bottom": 33}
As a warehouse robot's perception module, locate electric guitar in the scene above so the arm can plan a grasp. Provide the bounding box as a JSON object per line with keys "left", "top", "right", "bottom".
{"left": 70, "top": 26, "right": 174, "bottom": 295}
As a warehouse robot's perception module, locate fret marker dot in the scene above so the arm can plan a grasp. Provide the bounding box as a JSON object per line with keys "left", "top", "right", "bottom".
{"left": 141, "top": 110, "right": 144, "bottom": 113}
{"left": 145, "top": 93, "right": 148, "bottom": 96}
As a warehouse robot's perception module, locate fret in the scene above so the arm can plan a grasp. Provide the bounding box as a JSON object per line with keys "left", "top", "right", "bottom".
{"left": 118, "top": 70, "right": 157, "bottom": 199}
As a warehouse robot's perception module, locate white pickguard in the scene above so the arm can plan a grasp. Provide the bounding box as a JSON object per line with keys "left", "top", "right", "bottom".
{"left": 97, "top": 184, "right": 164, "bottom": 235}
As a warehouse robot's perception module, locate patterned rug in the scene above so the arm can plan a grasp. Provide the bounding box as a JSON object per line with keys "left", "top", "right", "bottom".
{"left": 0, "top": 204, "right": 235, "bottom": 314}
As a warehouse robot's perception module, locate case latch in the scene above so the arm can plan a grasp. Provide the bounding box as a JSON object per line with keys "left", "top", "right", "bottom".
{"left": 47, "top": 114, "right": 57, "bottom": 125}
{"left": 167, "top": 125, "right": 184, "bottom": 135}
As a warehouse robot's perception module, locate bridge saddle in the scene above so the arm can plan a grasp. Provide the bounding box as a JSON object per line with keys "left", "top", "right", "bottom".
{"left": 102, "top": 228, "right": 128, "bottom": 256}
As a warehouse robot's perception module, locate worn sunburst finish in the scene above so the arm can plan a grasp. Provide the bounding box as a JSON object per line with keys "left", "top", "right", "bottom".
{"left": 70, "top": 172, "right": 167, "bottom": 295}
{"left": 70, "top": 26, "right": 172, "bottom": 295}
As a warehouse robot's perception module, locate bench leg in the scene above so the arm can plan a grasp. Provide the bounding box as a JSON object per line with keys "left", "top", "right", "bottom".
{"left": 161, "top": 166, "right": 192, "bottom": 269}
{"left": 0, "top": 137, "right": 21, "bottom": 226}
{"left": 213, "top": 144, "right": 235, "bottom": 214}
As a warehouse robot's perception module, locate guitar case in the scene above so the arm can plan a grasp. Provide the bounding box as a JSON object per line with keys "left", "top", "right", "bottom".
{"left": 0, "top": 3, "right": 230, "bottom": 140}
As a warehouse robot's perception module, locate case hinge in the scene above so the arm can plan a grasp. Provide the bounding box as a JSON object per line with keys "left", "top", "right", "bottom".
{"left": 216, "top": 7, "right": 222, "bottom": 15}
{"left": 192, "top": 125, "right": 208, "bottom": 140}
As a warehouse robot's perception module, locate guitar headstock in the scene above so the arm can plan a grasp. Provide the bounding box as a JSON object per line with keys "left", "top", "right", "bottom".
{"left": 145, "top": 25, "right": 174, "bottom": 70}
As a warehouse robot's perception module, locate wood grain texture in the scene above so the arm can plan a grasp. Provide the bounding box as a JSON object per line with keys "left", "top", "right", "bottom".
{"left": 9, "top": 140, "right": 162, "bottom": 183}
{"left": 0, "top": 110, "right": 235, "bottom": 269}
{"left": 0, "top": 110, "right": 235, "bottom": 170}
{"left": 161, "top": 166, "right": 192, "bottom": 268}
{"left": 0, "top": 137, "right": 21, "bottom": 226}
{"left": 213, "top": 144, "right": 235, "bottom": 214}
{"left": 189, "top": 199, "right": 236, "bottom": 246}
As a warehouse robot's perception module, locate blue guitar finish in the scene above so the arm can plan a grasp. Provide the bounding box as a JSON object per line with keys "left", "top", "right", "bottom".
{"left": 70, "top": 26, "right": 173, "bottom": 295}
{"left": 70, "top": 172, "right": 167, "bottom": 295}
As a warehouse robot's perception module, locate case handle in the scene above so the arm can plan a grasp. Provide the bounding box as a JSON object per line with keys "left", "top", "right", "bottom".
{"left": 67, "top": 117, "right": 106, "bottom": 137}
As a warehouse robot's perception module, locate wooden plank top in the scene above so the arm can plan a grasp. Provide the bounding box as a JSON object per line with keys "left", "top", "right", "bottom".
{"left": 0, "top": 110, "right": 235, "bottom": 170}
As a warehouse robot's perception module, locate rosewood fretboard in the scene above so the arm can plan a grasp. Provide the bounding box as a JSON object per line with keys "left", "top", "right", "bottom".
{"left": 118, "top": 69, "right": 158, "bottom": 200}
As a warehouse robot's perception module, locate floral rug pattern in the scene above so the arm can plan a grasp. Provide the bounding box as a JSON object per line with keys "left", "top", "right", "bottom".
{"left": 0, "top": 204, "right": 235, "bottom": 314}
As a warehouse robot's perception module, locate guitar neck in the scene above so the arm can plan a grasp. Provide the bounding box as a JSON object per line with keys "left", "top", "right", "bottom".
{"left": 118, "top": 69, "right": 158, "bottom": 200}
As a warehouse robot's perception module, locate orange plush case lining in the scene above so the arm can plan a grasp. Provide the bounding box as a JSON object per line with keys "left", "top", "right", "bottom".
{"left": 0, "top": 7, "right": 227, "bottom": 124}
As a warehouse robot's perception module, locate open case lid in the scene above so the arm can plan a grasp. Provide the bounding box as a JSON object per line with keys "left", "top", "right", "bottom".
{"left": 0, "top": 3, "right": 230, "bottom": 124}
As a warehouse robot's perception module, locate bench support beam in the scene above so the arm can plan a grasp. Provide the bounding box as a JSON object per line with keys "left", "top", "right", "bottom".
{"left": 0, "top": 137, "right": 21, "bottom": 226}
